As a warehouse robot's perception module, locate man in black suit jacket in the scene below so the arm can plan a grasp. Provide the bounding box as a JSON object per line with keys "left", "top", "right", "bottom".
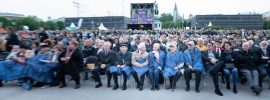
{"left": 111, "top": 44, "right": 132, "bottom": 90}
{"left": 201, "top": 42, "right": 224, "bottom": 96}
{"left": 92, "top": 42, "right": 115, "bottom": 88}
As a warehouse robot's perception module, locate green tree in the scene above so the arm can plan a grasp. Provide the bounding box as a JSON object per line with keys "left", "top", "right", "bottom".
{"left": 267, "top": 20, "right": 270, "bottom": 29}
{"left": 262, "top": 20, "right": 268, "bottom": 30}
{"left": 18, "top": 17, "right": 38, "bottom": 30}
{"left": 56, "top": 21, "right": 65, "bottom": 30}
{"left": 159, "top": 13, "right": 173, "bottom": 23}
{"left": 0, "top": 17, "right": 10, "bottom": 28}
{"left": 44, "top": 21, "right": 58, "bottom": 30}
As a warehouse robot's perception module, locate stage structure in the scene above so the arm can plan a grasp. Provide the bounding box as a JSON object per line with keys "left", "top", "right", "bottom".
{"left": 128, "top": 2, "right": 159, "bottom": 30}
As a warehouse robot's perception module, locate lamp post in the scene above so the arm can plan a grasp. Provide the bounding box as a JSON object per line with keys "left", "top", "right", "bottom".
{"left": 48, "top": 16, "right": 51, "bottom": 30}
{"left": 182, "top": 20, "right": 184, "bottom": 29}
{"left": 195, "top": 22, "right": 197, "bottom": 30}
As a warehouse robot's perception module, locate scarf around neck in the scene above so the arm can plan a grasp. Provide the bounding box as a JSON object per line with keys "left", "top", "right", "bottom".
{"left": 65, "top": 46, "right": 77, "bottom": 64}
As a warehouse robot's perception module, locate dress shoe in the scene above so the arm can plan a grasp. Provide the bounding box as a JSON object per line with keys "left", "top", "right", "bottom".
{"left": 75, "top": 84, "right": 80, "bottom": 89}
{"left": 59, "top": 84, "right": 67, "bottom": 88}
{"left": 155, "top": 86, "right": 160, "bottom": 90}
{"left": 136, "top": 83, "right": 140, "bottom": 89}
{"left": 252, "top": 86, "right": 263, "bottom": 95}
{"left": 233, "top": 85, "right": 237, "bottom": 94}
{"left": 113, "top": 84, "right": 119, "bottom": 90}
{"left": 139, "top": 84, "right": 143, "bottom": 91}
{"left": 165, "top": 84, "right": 172, "bottom": 89}
{"left": 215, "top": 88, "right": 223, "bottom": 96}
{"left": 122, "top": 84, "right": 127, "bottom": 90}
{"left": 0, "top": 81, "right": 3, "bottom": 87}
{"left": 195, "top": 87, "right": 200, "bottom": 93}
{"left": 84, "top": 76, "right": 88, "bottom": 80}
{"left": 185, "top": 85, "right": 190, "bottom": 91}
{"left": 226, "top": 82, "right": 231, "bottom": 90}
{"left": 95, "top": 82, "right": 102, "bottom": 88}
{"left": 151, "top": 85, "right": 155, "bottom": 90}
{"left": 107, "top": 82, "right": 111, "bottom": 88}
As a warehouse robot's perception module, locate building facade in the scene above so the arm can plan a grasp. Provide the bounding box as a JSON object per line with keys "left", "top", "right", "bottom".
{"left": 0, "top": 12, "right": 24, "bottom": 19}
{"left": 65, "top": 16, "right": 130, "bottom": 29}
{"left": 191, "top": 15, "right": 262, "bottom": 30}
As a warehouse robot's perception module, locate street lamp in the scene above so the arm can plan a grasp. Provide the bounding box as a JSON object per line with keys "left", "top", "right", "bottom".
{"left": 48, "top": 16, "right": 51, "bottom": 30}
{"left": 182, "top": 20, "right": 184, "bottom": 29}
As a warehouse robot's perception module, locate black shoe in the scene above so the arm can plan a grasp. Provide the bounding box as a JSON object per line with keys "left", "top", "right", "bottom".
{"left": 215, "top": 88, "right": 223, "bottom": 96}
{"left": 226, "top": 82, "right": 231, "bottom": 90}
{"left": 95, "top": 82, "right": 102, "bottom": 88}
{"left": 253, "top": 86, "right": 263, "bottom": 94}
{"left": 155, "top": 86, "right": 160, "bottom": 90}
{"left": 59, "top": 84, "right": 67, "bottom": 88}
{"left": 151, "top": 85, "right": 155, "bottom": 90}
{"left": 122, "top": 84, "right": 127, "bottom": 90}
{"left": 113, "top": 84, "right": 119, "bottom": 90}
{"left": 222, "top": 78, "right": 225, "bottom": 83}
{"left": 139, "top": 84, "right": 143, "bottom": 91}
{"left": 136, "top": 83, "right": 140, "bottom": 89}
{"left": 75, "top": 84, "right": 80, "bottom": 89}
{"left": 195, "top": 87, "right": 200, "bottom": 93}
{"left": 107, "top": 83, "right": 112, "bottom": 88}
{"left": 84, "top": 76, "right": 88, "bottom": 80}
{"left": 233, "top": 86, "right": 237, "bottom": 94}
{"left": 0, "top": 81, "right": 3, "bottom": 87}
{"left": 185, "top": 85, "right": 190, "bottom": 91}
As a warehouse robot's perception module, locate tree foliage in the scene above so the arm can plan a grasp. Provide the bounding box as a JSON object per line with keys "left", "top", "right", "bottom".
{"left": 159, "top": 13, "right": 173, "bottom": 23}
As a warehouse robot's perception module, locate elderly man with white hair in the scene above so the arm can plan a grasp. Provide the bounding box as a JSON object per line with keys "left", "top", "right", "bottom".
{"left": 184, "top": 41, "right": 205, "bottom": 93}
{"left": 238, "top": 42, "right": 263, "bottom": 95}
{"left": 92, "top": 42, "right": 115, "bottom": 88}
{"left": 148, "top": 43, "right": 166, "bottom": 91}
{"left": 248, "top": 40, "right": 258, "bottom": 51}
{"left": 255, "top": 41, "right": 270, "bottom": 89}
{"left": 131, "top": 43, "right": 150, "bottom": 91}
{"left": 196, "top": 38, "right": 207, "bottom": 51}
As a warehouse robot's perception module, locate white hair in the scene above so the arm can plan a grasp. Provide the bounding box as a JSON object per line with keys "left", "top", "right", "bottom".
{"left": 153, "top": 43, "right": 160, "bottom": 48}
{"left": 138, "top": 43, "right": 146, "bottom": 49}
{"left": 104, "top": 42, "right": 111, "bottom": 47}
{"left": 254, "top": 36, "right": 259, "bottom": 39}
{"left": 13, "top": 45, "right": 20, "bottom": 49}
{"left": 198, "top": 38, "right": 203, "bottom": 42}
{"left": 261, "top": 41, "right": 268, "bottom": 46}
{"left": 243, "top": 42, "right": 249, "bottom": 47}
{"left": 248, "top": 40, "right": 254, "bottom": 45}
{"left": 99, "top": 40, "right": 105, "bottom": 44}
{"left": 95, "top": 39, "right": 100, "bottom": 42}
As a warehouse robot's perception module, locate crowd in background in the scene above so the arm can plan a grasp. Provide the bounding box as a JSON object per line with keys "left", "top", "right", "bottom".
{"left": 0, "top": 26, "right": 270, "bottom": 96}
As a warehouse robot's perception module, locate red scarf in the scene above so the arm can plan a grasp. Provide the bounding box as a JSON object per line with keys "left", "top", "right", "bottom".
{"left": 65, "top": 46, "right": 77, "bottom": 64}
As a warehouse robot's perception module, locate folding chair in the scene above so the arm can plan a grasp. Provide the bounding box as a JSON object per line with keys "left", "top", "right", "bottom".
{"left": 82, "top": 56, "right": 97, "bottom": 82}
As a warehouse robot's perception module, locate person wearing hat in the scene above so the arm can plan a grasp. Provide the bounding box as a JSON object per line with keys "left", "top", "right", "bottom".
{"left": 196, "top": 38, "right": 207, "bottom": 51}
{"left": 183, "top": 41, "right": 205, "bottom": 93}
{"left": 148, "top": 43, "right": 166, "bottom": 90}
{"left": 201, "top": 42, "right": 224, "bottom": 96}
{"left": 110, "top": 43, "right": 132, "bottom": 90}
{"left": 163, "top": 43, "right": 185, "bottom": 90}
{"left": 213, "top": 40, "right": 223, "bottom": 57}
{"left": 38, "top": 45, "right": 53, "bottom": 60}
{"left": 230, "top": 40, "right": 241, "bottom": 52}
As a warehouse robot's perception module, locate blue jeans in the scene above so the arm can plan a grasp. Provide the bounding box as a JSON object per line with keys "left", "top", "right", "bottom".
{"left": 258, "top": 64, "right": 270, "bottom": 86}
{"left": 149, "top": 68, "right": 161, "bottom": 86}
{"left": 223, "top": 68, "right": 238, "bottom": 85}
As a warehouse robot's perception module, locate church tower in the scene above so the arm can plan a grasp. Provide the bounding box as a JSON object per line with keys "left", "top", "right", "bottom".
{"left": 173, "top": 3, "right": 178, "bottom": 22}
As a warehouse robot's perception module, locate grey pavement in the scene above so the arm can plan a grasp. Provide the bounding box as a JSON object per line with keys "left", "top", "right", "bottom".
{"left": 0, "top": 75, "right": 270, "bottom": 100}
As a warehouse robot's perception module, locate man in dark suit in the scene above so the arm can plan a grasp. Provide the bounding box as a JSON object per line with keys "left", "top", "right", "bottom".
{"left": 92, "top": 42, "right": 115, "bottom": 88}
{"left": 111, "top": 44, "right": 132, "bottom": 90}
{"left": 255, "top": 41, "right": 270, "bottom": 88}
{"left": 201, "top": 42, "right": 224, "bottom": 96}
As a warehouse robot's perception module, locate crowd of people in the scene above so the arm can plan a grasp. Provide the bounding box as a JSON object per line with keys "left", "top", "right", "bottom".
{"left": 0, "top": 26, "right": 270, "bottom": 97}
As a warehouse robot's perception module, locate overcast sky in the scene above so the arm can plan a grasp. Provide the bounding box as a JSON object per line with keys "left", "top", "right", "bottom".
{"left": 1, "top": 0, "right": 269, "bottom": 21}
